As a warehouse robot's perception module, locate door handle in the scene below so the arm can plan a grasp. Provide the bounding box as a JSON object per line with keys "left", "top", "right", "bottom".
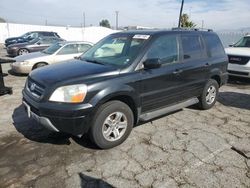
{"left": 173, "top": 69, "right": 183, "bottom": 74}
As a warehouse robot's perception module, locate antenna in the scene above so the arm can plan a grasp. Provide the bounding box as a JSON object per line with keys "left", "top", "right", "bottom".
{"left": 178, "top": 0, "right": 184, "bottom": 28}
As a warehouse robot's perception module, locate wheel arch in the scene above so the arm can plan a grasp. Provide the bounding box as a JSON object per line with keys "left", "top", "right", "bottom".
{"left": 209, "top": 68, "right": 223, "bottom": 86}
{"left": 18, "top": 48, "right": 30, "bottom": 55}
{"left": 89, "top": 86, "right": 140, "bottom": 125}
{"left": 32, "top": 62, "right": 49, "bottom": 70}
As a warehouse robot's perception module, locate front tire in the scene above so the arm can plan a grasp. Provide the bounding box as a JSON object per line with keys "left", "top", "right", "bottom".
{"left": 90, "top": 101, "right": 134, "bottom": 149}
{"left": 18, "top": 48, "right": 29, "bottom": 56}
{"left": 198, "top": 79, "right": 219, "bottom": 110}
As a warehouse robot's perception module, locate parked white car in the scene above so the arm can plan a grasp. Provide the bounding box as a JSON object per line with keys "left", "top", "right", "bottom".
{"left": 11, "top": 41, "right": 93, "bottom": 74}
{"left": 225, "top": 34, "right": 250, "bottom": 78}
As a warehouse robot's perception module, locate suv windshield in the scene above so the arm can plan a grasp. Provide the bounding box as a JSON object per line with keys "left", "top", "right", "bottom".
{"left": 80, "top": 34, "right": 149, "bottom": 67}
{"left": 234, "top": 36, "right": 250, "bottom": 47}
{"left": 42, "top": 43, "right": 63, "bottom": 54}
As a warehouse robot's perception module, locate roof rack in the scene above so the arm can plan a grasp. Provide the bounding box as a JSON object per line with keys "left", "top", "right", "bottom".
{"left": 172, "top": 27, "right": 213, "bottom": 32}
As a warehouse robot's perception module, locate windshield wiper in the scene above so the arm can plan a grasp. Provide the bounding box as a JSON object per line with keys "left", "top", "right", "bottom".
{"left": 82, "top": 58, "right": 105, "bottom": 65}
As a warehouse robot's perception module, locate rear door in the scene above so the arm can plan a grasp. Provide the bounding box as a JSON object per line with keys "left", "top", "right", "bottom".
{"left": 176, "top": 34, "right": 210, "bottom": 99}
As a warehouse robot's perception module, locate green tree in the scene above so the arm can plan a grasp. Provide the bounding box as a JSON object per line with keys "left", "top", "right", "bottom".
{"left": 180, "top": 14, "right": 196, "bottom": 28}
{"left": 99, "top": 19, "right": 111, "bottom": 28}
{"left": 0, "top": 17, "right": 6, "bottom": 23}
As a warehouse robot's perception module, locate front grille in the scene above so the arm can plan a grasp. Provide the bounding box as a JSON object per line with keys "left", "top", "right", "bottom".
{"left": 26, "top": 78, "right": 45, "bottom": 99}
{"left": 228, "top": 70, "right": 249, "bottom": 76}
{"left": 228, "top": 55, "right": 250, "bottom": 65}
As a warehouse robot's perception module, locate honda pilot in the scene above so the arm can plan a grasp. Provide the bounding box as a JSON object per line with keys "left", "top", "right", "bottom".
{"left": 22, "top": 29, "right": 228, "bottom": 149}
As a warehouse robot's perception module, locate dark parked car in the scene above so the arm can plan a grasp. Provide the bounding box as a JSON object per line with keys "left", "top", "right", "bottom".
{"left": 5, "top": 31, "right": 61, "bottom": 47}
{"left": 22, "top": 29, "right": 228, "bottom": 149}
{"left": 7, "top": 37, "right": 64, "bottom": 57}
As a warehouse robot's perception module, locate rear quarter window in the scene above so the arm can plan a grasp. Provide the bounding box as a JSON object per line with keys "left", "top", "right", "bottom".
{"left": 203, "top": 34, "right": 225, "bottom": 58}
{"left": 180, "top": 35, "right": 205, "bottom": 61}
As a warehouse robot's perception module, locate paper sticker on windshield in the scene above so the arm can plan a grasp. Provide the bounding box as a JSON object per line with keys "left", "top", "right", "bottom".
{"left": 133, "top": 35, "right": 150, "bottom": 40}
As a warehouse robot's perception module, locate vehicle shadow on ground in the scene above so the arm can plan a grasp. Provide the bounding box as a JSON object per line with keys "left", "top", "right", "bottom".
{"left": 12, "top": 104, "right": 98, "bottom": 149}
{"left": 79, "top": 173, "right": 114, "bottom": 188}
{"left": 218, "top": 92, "right": 250, "bottom": 110}
{"left": 227, "top": 76, "right": 250, "bottom": 85}
{"left": 8, "top": 69, "right": 28, "bottom": 77}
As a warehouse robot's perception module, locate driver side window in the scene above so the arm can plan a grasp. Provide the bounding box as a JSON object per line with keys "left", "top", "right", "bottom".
{"left": 146, "top": 35, "right": 179, "bottom": 65}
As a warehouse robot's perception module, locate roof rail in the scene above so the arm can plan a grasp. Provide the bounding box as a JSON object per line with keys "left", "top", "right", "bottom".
{"left": 172, "top": 27, "right": 213, "bottom": 32}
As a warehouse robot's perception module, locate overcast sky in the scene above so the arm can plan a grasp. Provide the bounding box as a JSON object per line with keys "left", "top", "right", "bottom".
{"left": 0, "top": 0, "right": 249, "bottom": 30}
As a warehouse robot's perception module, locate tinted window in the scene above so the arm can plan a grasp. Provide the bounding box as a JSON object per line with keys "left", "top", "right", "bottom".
{"left": 146, "top": 35, "right": 178, "bottom": 64}
{"left": 78, "top": 44, "right": 92, "bottom": 53}
{"left": 203, "top": 34, "right": 225, "bottom": 58}
{"left": 181, "top": 35, "right": 203, "bottom": 60}
{"left": 58, "top": 44, "right": 79, "bottom": 55}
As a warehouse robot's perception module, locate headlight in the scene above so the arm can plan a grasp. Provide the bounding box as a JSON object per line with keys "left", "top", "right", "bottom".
{"left": 49, "top": 84, "right": 87, "bottom": 103}
{"left": 20, "top": 61, "right": 30, "bottom": 65}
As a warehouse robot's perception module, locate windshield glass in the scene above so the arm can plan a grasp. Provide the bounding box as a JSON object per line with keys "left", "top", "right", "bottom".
{"left": 21, "top": 32, "right": 31, "bottom": 38}
{"left": 80, "top": 34, "right": 149, "bottom": 67}
{"left": 234, "top": 36, "right": 250, "bottom": 47}
{"left": 42, "top": 43, "right": 63, "bottom": 54}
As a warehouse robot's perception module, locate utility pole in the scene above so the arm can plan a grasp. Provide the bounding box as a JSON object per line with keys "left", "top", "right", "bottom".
{"left": 82, "top": 12, "right": 86, "bottom": 28}
{"left": 115, "top": 11, "right": 119, "bottom": 30}
{"left": 178, "top": 0, "right": 184, "bottom": 28}
{"left": 201, "top": 20, "right": 204, "bottom": 29}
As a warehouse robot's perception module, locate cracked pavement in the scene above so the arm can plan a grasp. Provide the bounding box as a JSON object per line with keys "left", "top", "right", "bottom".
{"left": 0, "top": 48, "right": 250, "bottom": 188}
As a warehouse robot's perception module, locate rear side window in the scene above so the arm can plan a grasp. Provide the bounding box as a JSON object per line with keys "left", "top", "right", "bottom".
{"left": 181, "top": 35, "right": 204, "bottom": 61}
{"left": 146, "top": 35, "right": 179, "bottom": 65}
{"left": 203, "top": 34, "right": 225, "bottom": 58}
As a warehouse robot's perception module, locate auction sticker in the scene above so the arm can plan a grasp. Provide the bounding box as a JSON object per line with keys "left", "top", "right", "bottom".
{"left": 133, "top": 34, "right": 150, "bottom": 40}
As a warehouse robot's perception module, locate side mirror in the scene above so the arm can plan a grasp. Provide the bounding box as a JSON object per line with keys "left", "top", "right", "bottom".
{"left": 37, "top": 42, "right": 41, "bottom": 45}
{"left": 74, "top": 56, "right": 80, "bottom": 59}
{"left": 229, "top": 43, "right": 234, "bottom": 47}
{"left": 143, "top": 58, "right": 161, "bottom": 69}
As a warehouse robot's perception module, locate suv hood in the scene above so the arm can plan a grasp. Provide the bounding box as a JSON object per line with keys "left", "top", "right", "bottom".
{"left": 29, "top": 60, "right": 119, "bottom": 86}
{"left": 225, "top": 47, "right": 250, "bottom": 56}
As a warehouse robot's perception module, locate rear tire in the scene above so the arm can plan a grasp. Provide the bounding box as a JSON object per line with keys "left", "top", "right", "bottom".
{"left": 90, "top": 100, "right": 134, "bottom": 149}
{"left": 198, "top": 79, "right": 219, "bottom": 110}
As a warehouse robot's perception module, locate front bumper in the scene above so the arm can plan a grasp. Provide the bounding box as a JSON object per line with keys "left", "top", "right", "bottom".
{"left": 7, "top": 48, "right": 18, "bottom": 57}
{"left": 22, "top": 89, "right": 94, "bottom": 136}
{"left": 228, "top": 63, "right": 250, "bottom": 78}
{"left": 11, "top": 63, "right": 33, "bottom": 74}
